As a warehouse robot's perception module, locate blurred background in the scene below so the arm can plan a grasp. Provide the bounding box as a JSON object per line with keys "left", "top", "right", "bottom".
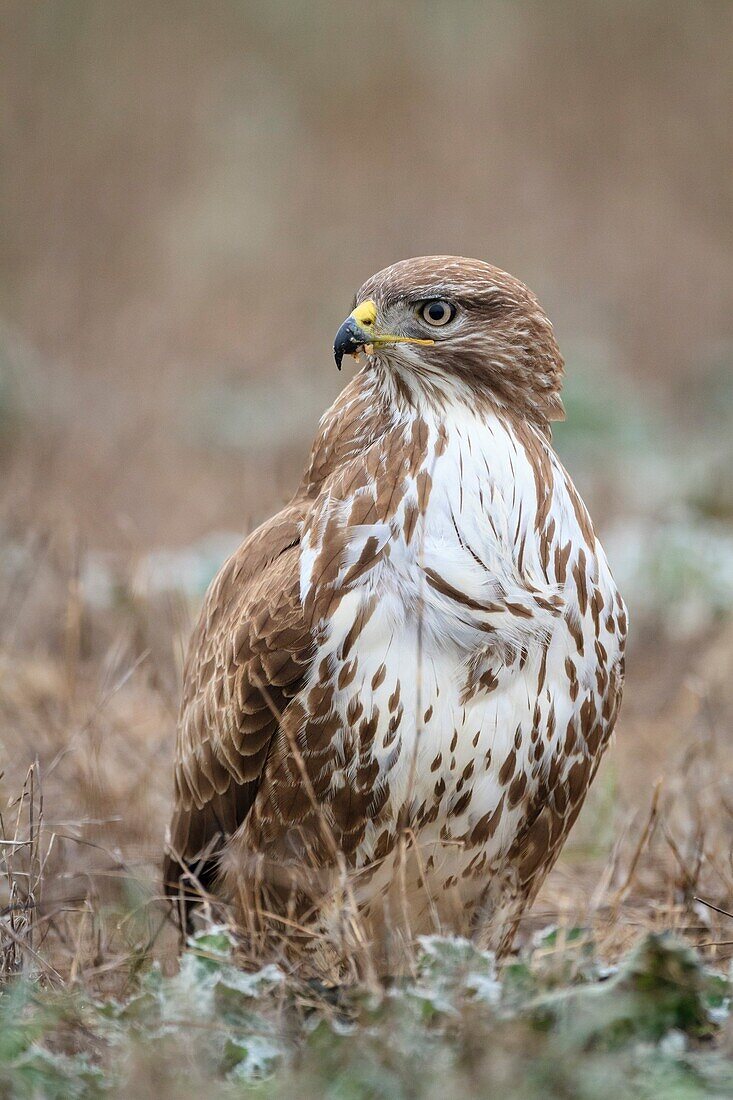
{"left": 1, "top": 1, "right": 732, "bottom": 973}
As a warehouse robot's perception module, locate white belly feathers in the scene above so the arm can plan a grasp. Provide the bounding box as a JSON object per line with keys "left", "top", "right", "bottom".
{"left": 298, "top": 404, "right": 623, "bottom": 909}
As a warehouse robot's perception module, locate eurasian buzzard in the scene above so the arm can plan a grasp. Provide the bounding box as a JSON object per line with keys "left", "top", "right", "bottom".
{"left": 164, "top": 256, "right": 627, "bottom": 966}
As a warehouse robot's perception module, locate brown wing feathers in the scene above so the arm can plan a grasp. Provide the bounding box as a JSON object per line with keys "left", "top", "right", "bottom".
{"left": 163, "top": 506, "right": 312, "bottom": 907}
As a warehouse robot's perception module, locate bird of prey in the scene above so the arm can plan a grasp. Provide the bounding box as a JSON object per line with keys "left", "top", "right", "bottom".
{"left": 164, "top": 256, "right": 627, "bottom": 964}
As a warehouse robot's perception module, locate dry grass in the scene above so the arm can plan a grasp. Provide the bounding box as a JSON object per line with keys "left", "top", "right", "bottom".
{"left": 0, "top": 528, "right": 182, "bottom": 988}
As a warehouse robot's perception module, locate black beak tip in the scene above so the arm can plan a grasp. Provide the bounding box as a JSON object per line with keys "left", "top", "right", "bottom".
{"left": 333, "top": 317, "right": 364, "bottom": 371}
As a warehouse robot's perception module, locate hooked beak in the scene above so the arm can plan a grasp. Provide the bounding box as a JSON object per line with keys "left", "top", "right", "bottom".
{"left": 333, "top": 298, "right": 434, "bottom": 370}
{"left": 333, "top": 315, "right": 370, "bottom": 371}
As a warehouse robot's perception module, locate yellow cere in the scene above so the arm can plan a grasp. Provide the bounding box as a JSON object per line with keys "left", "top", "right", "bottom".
{"left": 350, "top": 299, "right": 378, "bottom": 327}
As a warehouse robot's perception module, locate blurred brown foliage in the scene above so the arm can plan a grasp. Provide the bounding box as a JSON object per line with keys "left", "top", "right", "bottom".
{"left": 1, "top": 0, "right": 731, "bottom": 547}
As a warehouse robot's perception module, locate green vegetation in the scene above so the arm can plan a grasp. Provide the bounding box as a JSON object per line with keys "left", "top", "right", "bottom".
{"left": 1, "top": 927, "right": 731, "bottom": 1098}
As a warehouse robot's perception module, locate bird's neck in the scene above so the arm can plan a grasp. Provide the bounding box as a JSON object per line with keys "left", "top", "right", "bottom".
{"left": 298, "top": 364, "right": 552, "bottom": 503}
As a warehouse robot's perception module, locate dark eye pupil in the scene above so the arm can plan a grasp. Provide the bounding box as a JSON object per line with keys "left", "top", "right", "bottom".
{"left": 428, "top": 303, "right": 445, "bottom": 320}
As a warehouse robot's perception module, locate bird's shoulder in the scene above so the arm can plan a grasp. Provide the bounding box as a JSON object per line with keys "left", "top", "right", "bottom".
{"left": 178, "top": 502, "right": 311, "bottom": 758}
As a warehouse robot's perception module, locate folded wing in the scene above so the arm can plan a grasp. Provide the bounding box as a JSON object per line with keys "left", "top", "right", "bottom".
{"left": 163, "top": 505, "right": 313, "bottom": 903}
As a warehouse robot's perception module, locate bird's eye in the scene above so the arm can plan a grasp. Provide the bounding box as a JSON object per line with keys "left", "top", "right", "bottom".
{"left": 419, "top": 300, "right": 456, "bottom": 327}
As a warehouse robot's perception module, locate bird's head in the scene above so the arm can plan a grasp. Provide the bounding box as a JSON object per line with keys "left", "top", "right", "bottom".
{"left": 334, "top": 256, "right": 564, "bottom": 426}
